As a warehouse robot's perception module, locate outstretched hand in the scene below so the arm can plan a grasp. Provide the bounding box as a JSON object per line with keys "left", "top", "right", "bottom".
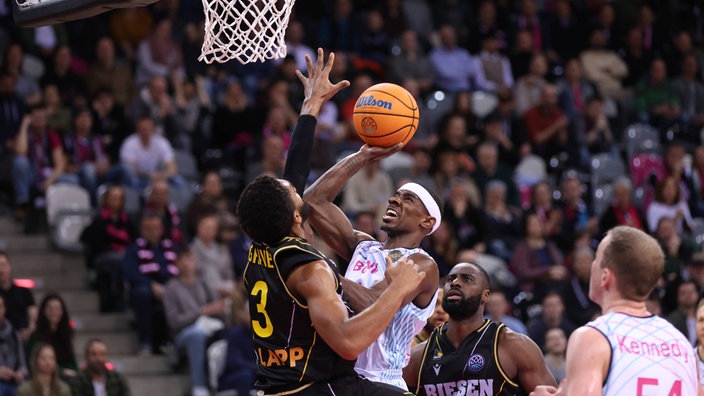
{"left": 298, "top": 48, "right": 350, "bottom": 117}
{"left": 359, "top": 143, "right": 405, "bottom": 161}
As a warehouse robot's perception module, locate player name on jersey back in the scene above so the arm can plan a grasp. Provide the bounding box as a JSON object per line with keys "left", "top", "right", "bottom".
{"left": 422, "top": 379, "right": 494, "bottom": 396}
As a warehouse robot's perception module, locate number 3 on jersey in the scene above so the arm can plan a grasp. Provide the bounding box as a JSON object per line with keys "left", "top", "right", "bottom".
{"left": 251, "top": 281, "right": 274, "bottom": 338}
{"left": 637, "top": 377, "right": 681, "bottom": 396}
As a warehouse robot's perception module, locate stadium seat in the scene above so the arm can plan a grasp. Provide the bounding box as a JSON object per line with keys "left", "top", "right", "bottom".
{"left": 207, "top": 339, "right": 237, "bottom": 396}
{"left": 46, "top": 183, "right": 93, "bottom": 252}
{"left": 592, "top": 183, "right": 614, "bottom": 218}
{"left": 630, "top": 153, "right": 665, "bottom": 189}
{"left": 623, "top": 123, "right": 661, "bottom": 159}
{"left": 174, "top": 150, "right": 200, "bottom": 183}
{"left": 168, "top": 184, "right": 194, "bottom": 213}
{"left": 96, "top": 184, "right": 142, "bottom": 216}
{"left": 590, "top": 153, "right": 626, "bottom": 188}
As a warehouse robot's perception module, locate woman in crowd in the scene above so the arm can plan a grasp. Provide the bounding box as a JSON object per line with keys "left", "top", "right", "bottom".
{"left": 190, "top": 213, "right": 234, "bottom": 296}
{"left": 17, "top": 344, "right": 71, "bottom": 396}
{"left": 25, "top": 295, "right": 76, "bottom": 379}
{"left": 646, "top": 175, "right": 694, "bottom": 234}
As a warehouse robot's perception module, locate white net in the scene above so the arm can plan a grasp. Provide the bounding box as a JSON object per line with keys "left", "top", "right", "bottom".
{"left": 199, "top": 0, "right": 296, "bottom": 65}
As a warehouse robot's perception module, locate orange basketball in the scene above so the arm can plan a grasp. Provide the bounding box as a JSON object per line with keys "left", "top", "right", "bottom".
{"left": 352, "top": 83, "right": 419, "bottom": 147}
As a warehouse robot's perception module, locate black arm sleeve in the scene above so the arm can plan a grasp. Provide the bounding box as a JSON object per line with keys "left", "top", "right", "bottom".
{"left": 283, "top": 115, "right": 317, "bottom": 194}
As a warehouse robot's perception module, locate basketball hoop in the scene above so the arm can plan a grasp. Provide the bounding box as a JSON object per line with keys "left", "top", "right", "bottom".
{"left": 199, "top": 0, "right": 296, "bottom": 64}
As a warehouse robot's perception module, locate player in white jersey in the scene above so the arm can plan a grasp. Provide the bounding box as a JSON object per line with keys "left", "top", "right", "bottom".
{"left": 531, "top": 226, "right": 704, "bottom": 396}
{"left": 305, "top": 149, "right": 441, "bottom": 390}
{"left": 695, "top": 299, "right": 704, "bottom": 390}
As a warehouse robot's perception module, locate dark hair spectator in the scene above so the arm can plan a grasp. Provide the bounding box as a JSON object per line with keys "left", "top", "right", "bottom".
{"left": 25, "top": 293, "right": 77, "bottom": 378}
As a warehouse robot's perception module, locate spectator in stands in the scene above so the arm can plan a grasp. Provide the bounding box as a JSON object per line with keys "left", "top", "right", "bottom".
{"left": 666, "top": 280, "right": 700, "bottom": 345}
{"left": 63, "top": 109, "right": 131, "bottom": 201}
{"left": 474, "top": 31, "right": 514, "bottom": 93}
{"left": 528, "top": 181, "right": 562, "bottom": 238}
{"left": 646, "top": 175, "right": 694, "bottom": 234}
{"left": 654, "top": 217, "right": 693, "bottom": 283}
{"left": 511, "top": 0, "right": 550, "bottom": 53}
{"left": 620, "top": 26, "right": 654, "bottom": 90}
{"left": 172, "top": 74, "right": 211, "bottom": 155}
{"left": 135, "top": 18, "right": 185, "bottom": 87}
{"left": 0, "top": 294, "right": 27, "bottom": 395}
{"left": 468, "top": 1, "right": 507, "bottom": 54}
{"left": 0, "top": 43, "right": 41, "bottom": 106}
{"left": 484, "top": 289, "right": 527, "bottom": 335}
{"left": 122, "top": 212, "right": 177, "bottom": 355}
{"left": 86, "top": 37, "right": 137, "bottom": 107}
{"left": 509, "top": 30, "right": 536, "bottom": 80}
{"left": 523, "top": 84, "right": 569, "bottom": 162}
{"left": 673, "top": 53, "right": 704, "bottom": 135}
{"left": 244, "top": 134, "right": 286, "bottom": 185}
{"left": 91, "top": 89, "right": 131, "bottom": 165}
{"left": 548, "top": 0, "right": 587, "bottom": 62}
{"left": 514, "top": 52, "right": 549, "bottom": 116}
{"left": 185, "top": 172, "right": 229, "bottom": 234}
{"left": 422, "top": 221, "right": 458, "bottom": 278}
{"left": 283, "top": 20, "right": 315, "bottom": 72}
{"left": 17, "top": 344, "right": 70, "bottom": 396}
{"left": 574, "top": 95, "right": 615, "bottom": 158}
{"left": 387, "top": 148, "right": 436, "bottom": 193}
{"left": 316, "top": 0, "right": 360, "bottom": 53}
{"left": 690, "top": 146, "right": 704, "bottom": 215}
{"left": 0, "top": 253, "right": 36, "bottom": 343}
{"left": 25, "top": 294, "right": 76, "bottom": 378}
{"left": 210, "top": 78, "right": 257, "bottom": 174}
{"left": 662, "top": 143, "right": 695, "bottom": 211}
{"left": 562, "top": 246, "right": 600, "bottom": 326}
{"left": 637, "top": 4, "right": 664, "bottom": 53}
{"left": 69, "top": 339, "right": 131, "bottom": 396}
{"left": 593, "top": 3, "right": 619, "bottom": 50}
{"left": 580, "top": 28, "right": 628, "bottom": 100}
{"left": 128, "top": 76, "right": 181, "bottom": 146}
{"left": 444, "top": 178, "right": 487, "bottom": 254}
{"left": 483, "top": 180, "right": 523, "bottom": 262}
{"left": 358, "top": 9, "right": 390, "bottom": 66}
{"left": 526, "top": 292, "right": 576, "bottom": 351}
{"left": 665, "top": 31, "right": 704, "bottom": 81}
{"left": 598, "top": 177, "right": 647, "bottom": 236}
{"left": 489, "top": 91, "right": 531, "bottom": 166}
{"left": 429, "top": 24, "right": 476, "bottom": 93}
{"left": 412, "top": 288, "right": 448, "bottom": 346}
{"left": 472, "top": 142, "right": 519, "bottom": 207}
{"left": 0, "top": 73, "right": 26, "bottom": 160}
{"left": 542, "top": 327, "right": 567, "bottom": 383}
{"left": 554, "top": 173, "right": 598, "bottom": 253}
{"left": 556, "top": 58, "right": 599, "bottom": 121}
{"left": 190, "top": 214, "right": 234, "bottom": 296}
{"left": 142, "top": 178, "right": 185, "bottom": 246}
{"left": 42, "top": 84, "right": 71, "bottom": 136}
{"left": 80, "top": 185, "right": 136, "bottom": 312}
{"left": 387, "top": 30, "right": 433, "bottom": 94}
{"left": 11, "top": 103, "right": 72, "bottom": 216}
{"left": 119, "top": 115, "right": 182, "bottom": 190}
{"left": 39, "top": 45, "right": 84, "bottom": 107}
{"left": 341, "top": 160, "right": 393, "bottom": 217}
{"left": 436, "top": 112, "right": 479, "bottom": 158}
{"left": 635, "top": 59, "right": 681, "bottom": 129}
{"left": 510, "top": 212, "right": 567, "bottom": 303}
{"left": 164, "top": 249, "right": 225, "bottom": 396}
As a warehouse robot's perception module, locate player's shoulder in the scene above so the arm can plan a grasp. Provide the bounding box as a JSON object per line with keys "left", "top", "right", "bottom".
{"left": 498, "top": 323, "right": 543, "bottom": 355}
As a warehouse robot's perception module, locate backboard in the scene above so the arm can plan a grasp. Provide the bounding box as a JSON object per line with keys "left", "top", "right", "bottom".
{"left": 12, "top": 0, "right": 159, "bottom": 28}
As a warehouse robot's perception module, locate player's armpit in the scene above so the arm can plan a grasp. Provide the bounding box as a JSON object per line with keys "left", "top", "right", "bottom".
{"left": 405, "top": 253, "right": 439, "bottom": 309}
{"left": 560, "top": 326, "right": 611, "bottom": 396}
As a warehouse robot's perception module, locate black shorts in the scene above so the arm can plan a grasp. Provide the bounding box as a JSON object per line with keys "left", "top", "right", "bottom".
{"left": 258, "top": 373, "right": 413, "bottom": 395}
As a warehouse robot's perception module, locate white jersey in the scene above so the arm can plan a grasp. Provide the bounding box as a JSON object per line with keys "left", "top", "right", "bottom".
{"left": 345, "top": 240, "right": 438, "bottom": 390}
{"left": 588, "top": 312, "right": 699, "bottom": 396}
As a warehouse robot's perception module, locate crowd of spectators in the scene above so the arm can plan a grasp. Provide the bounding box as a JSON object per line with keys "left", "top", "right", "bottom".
{"left": 1, "top": 0, "right": 704, "bottom": 394}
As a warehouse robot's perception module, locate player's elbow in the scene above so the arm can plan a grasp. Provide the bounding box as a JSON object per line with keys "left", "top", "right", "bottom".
{"left": 330, "top": 339, "right": 364, "bottom": 361}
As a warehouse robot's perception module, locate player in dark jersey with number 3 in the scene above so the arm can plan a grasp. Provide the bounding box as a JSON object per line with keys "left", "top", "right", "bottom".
{"left": 238, "top": 49, "right": 425, "bottom": 395}
{"left": 403, "top": 262, "right": 556, "bottom": 395}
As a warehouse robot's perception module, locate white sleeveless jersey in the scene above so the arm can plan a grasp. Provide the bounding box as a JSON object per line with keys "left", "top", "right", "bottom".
{"left": 345, "top": 240, "right": 438, "bottom": 390}
{"left": 588, "top": 312, "right": 699, "bottom": 396}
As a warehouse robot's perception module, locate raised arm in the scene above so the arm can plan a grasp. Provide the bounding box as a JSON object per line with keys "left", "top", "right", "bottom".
{"left": 287, "top": 256, "right": 425, "bottom": 360}
{"left": 283, "top": 48, "right": 349, "bottom": 193}
{"left": 303, "top": 144, "right": 401, "bottom": 260}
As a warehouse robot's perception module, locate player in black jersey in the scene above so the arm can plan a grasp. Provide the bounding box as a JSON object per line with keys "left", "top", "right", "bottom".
{"left": 403, "top": 263, "right": 555, "bottom": 395}
{"left": 237, "top": 49, "right": 425, "bottom": 395}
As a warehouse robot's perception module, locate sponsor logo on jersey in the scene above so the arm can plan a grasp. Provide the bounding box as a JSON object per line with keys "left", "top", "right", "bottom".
{"left": 433, "top": 364, "right": 441, "bottom": 376}
{"left": 423, "top": 379, "right": 493, "bottom": 396}
{"left": 257, "top": 346, "right": 305, "bottom": 368}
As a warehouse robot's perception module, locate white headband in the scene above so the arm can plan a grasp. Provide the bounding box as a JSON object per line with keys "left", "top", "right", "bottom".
{"left": 398, "top": 182, "right": 442, "bottom": 235}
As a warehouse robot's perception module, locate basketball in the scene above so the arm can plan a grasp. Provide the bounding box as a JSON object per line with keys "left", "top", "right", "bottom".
{"left": 352, "top": 83, "right": 419, "bottom": 148}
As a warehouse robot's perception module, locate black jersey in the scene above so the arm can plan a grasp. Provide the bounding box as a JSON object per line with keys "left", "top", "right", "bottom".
{"left": 243, "top": 236, "right": 356, "bottom": 394}
{"left": 415, "top": 320, "right": 526, "bottom": 396}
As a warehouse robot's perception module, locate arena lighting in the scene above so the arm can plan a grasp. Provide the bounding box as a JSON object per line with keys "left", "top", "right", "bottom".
{"left": 13, "top": 279, "right": 35, "bottom": 288}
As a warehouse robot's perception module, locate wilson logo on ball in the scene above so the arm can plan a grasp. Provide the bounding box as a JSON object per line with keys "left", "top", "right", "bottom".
{"left": 355, "top": 95, "right": 393, "bottom": 110}
{"left": 361, "top": 117, "right": 377, "bottom": 132}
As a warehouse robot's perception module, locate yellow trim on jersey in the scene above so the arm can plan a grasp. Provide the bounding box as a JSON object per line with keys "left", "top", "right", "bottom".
{"left": 475, "top": 319, "right": 491, "bottom": 333}
{"left": 414, "top": 332, "right": 434, "bottom": 396}
{"left": 298, "top": 330, "right": 318, "bottom": 382}
{"left": 493, "top": 322, "right": 520, "bottom": 387}
{"left": 272, "top": 241, "right": 329, "bottom": 309}
{"left": 262, "top": 382, "right": 315, "bottom": 395}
